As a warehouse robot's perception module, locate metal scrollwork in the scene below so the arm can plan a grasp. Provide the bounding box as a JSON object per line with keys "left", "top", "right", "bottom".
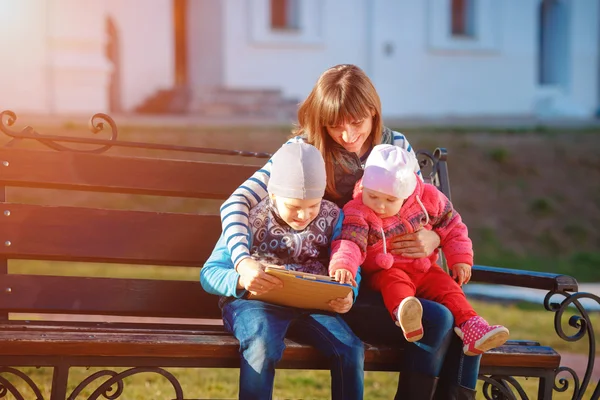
{"left": 68, "top": 370, "right": 123, "bottom": 400}
{"left": 544, "top": 290, "right": 600, "bottom": 399}
{"left": 68, "top": 367, "right": 184, "bottom": 400}
{"left": 0, "top": 367, "right": 45, "bottom": 399}
{"left": 0, "top": 110, "right": 118, "bottom": 153}
{"left": 0, "top": 110, "right": 272, "bottom": 158}
{"left": 554, "top": 366, "right": 580, "bottom": 396}
{"left": 415, "top": 149, "right": 438, "bottom": 184}
{"left": 480, "top": 375, "right": 523, "bottom": 399}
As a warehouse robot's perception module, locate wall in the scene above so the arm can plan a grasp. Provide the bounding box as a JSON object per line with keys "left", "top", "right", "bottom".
{"left": 371, "top": 0, "right": 539, "bottom": 117}
{"left": 106, "top": 0, "right": 174, "bottom": 112}
{"left": 568, "top": 0, "right": 600, "bottom": 115}
{"left": 187, "top": 0, "right": 224, "bottom": 92}
{"left": 0, "top": 0, "right": 49, "bottom": 113}
{"left": 220, "top": 0, "right": 599, "bottom": 118}
{"left": 222, "top": 0, "right": 371, "bottom": 101}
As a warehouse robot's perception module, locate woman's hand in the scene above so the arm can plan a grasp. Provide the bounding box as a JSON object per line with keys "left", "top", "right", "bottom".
{"left": 330, "top": 269, "right": 357, "bottom": 287}
{"left": 236, "top": 258, "right": 283, "bottom": 295}
{"left": 451, "top": 263, "right": 472, "bottom": 286}
{"left": 328, "top": 291, "right": 354, "bottom": 314}
{"left": 389, "top": 229, "right": 440, "bottom": 258}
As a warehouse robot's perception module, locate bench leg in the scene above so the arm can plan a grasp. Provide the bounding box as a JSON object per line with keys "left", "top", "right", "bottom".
{"left": 51, "top": 364, "right": 70, "bottom": 400}
{"left": 538, "top": 371, "right": 554, "bottom": 400}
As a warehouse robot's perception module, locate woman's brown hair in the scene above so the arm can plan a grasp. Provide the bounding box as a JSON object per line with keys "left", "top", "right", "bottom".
{"left": 293, "top": 64, "right": 383, "bottom": 199}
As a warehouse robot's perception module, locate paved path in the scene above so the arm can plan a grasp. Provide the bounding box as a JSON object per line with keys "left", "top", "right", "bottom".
{"left": 463, "top": 283, "right": 600, "bottom": 311}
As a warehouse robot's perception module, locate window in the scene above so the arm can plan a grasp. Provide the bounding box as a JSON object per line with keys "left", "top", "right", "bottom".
{"left": 427, "top": 0, "right": 498, "bottom": 52}
{"left": 249, "top": 0, "right": 323, "bottom": 47}
{"left": 270, "top": 0, "right": 299, "bottom": 30}
{"left": 451, "top": 0, "right": 475, "bottom": 37}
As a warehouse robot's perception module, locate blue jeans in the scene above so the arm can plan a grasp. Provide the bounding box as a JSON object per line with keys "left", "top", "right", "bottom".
{"left": 222, "top": 298, "right": 365, "bottom": 400}
{"left": 343, "top": 287, "right": 481, "bottom": 390}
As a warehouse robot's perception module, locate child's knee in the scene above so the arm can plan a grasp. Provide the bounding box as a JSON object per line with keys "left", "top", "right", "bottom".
{"left": 242, "top": 337, "right": 285, "bottom": 371}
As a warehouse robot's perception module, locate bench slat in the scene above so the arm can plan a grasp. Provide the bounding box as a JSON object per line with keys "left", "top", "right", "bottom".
{"left": 0, "top": 203, "right": 221, "bottom": 266}
{"left": 0, "top": 328, "right": 560, "bottom": 371}
{"left": 0, "top": 148, "right": 258, "bottom": 199}
{"left": 472, "top": 264, "right": 578, "bottom": 292}
{"left": 0, "top": 275, "right": 221, "bottom": 319}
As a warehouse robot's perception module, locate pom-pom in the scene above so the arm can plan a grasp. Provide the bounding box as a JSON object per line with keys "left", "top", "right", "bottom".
{"left": 376, "top": 253, "right": 394, "bottom": 269}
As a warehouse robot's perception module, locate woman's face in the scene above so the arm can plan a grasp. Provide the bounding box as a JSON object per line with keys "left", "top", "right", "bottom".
{"left": 325, "top": 112, "right": 374, "bottom": 156}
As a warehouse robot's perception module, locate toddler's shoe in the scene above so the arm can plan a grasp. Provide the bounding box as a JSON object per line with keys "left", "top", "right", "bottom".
{"left": 454, "top": 316, "right": 509, "bottom": 356}
{"left": 395, "top": 296, "right": 423, "bottom": 342}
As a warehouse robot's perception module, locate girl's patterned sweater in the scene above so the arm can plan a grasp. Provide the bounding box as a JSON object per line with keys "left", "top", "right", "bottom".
{"left": 219, "top": 127, "right": 421, "bottom": 267}
{"left": 329, "top": 178, "right": 473, "bottom": 277}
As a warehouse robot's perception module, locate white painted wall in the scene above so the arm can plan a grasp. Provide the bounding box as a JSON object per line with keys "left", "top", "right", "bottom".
{"left": 222, "top": 0, "right": 371, "bottom": 101}
{"left": 106, "top": 0, "right": 174, "bottom": 112}
{"left": 220, "top": 0, "right": 599, "bottom": 118}
{"left": 188, "top": 0, "right": 224, "bottom": 91}
{"left": 0, "top": 0, "right": 49, "bottom": 113}
{"left": 0, "top": 0, "right": 112, "bottom": 115}
{"left": 568, "top": 0, "right": 600, "bottom": 115}
{"left": 372, "top": 0, "right": 540, "bottom": 117}
{"left": 47, "top": 0, "right": 111, "bottom": 114}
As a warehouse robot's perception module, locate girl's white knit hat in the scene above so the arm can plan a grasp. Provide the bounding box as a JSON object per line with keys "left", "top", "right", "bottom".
{"left": 362, "top": 144, "right": 418, "bottom": 199}
{"left": 267, "top": 142, "right": 326, "bottom": 199}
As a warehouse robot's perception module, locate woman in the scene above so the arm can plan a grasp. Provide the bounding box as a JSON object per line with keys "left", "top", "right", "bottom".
{"left": 220, "top": 64, "right": 480, "bottom": 399}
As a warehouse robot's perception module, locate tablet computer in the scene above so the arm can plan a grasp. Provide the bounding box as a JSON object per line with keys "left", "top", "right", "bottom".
{"left": 248, "top": 267, "right": 353, "bottom": 312}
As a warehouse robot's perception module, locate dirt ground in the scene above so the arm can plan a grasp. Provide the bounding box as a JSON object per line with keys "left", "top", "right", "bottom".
{"left": 403, "top": 131, "right": 600, "bottom": 275}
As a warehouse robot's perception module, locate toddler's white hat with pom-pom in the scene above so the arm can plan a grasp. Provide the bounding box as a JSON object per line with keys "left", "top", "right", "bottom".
{"left": 362, "top": 144, "right": 418, "bottom": 199}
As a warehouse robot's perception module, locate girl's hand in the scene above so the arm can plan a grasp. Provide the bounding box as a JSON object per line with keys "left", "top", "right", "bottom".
{"left": 236, "top": 258, "right": 283, "bottom": 295}
{"left": 330, "top": 269, "right": 357, "bottom": 287}
{"left": 451, "top": 263, "right": 472, "bottom": 286}
{"left": 390, "top": 229, "right": 440, "bottom": 258}
{"left": 328, "top": 291, "right": 354, "bottom": 314}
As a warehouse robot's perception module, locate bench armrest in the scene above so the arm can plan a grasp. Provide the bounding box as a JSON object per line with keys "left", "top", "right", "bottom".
{"left": 471, "top": 264, "right": 579, "bottom": 293}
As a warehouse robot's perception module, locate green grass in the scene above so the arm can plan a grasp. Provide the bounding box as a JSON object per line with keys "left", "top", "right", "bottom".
{"left": 3, "top": 367, "right": 592, "bottom": 399}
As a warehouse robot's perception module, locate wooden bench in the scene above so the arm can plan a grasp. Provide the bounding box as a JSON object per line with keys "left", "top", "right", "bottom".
{"left": 0, "top": 111, "right": 596, "bottom": 400}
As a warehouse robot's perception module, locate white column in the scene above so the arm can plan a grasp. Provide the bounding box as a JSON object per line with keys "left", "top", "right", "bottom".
{"left": 46, "top": 0, "right": 111, "bottom": 114}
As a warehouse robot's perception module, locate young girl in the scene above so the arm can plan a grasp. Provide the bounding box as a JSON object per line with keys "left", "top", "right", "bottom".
{"left": 201, "top": 142, "right": 363, "bottom": 400}
{"left": 329, "top": 144, "right": 510, "bottom": 356}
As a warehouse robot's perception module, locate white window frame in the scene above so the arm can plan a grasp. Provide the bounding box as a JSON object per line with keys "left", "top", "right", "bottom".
{"left": 427, "top": 0, "right": 500, "bottom": 52}
{"left": 249, "top": 0, "right": 324, "bottom": 47}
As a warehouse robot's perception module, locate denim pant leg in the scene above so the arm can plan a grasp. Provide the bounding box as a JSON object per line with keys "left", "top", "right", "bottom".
{"left": 438, "top": 333, "right": 482, "bottom": 390}
{"left": 222, "top": 299, "right": 293, "bottom": 400}
{"left": 403, "top": 298, "right": 455, "bottom": 376}
{"left": 288, "top": 312, "right": 365, "bottom": 400}
{"left": 342, "top": 287, "right": 454, "bottom": 377}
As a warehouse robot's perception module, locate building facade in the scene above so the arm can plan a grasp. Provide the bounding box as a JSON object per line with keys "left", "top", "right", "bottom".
{"left": 0, "top": 0, "right": 598, "bottom": 119}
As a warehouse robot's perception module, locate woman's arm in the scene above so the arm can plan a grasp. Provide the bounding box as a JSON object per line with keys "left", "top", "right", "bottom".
{"left": 220, "top": 137, "right": 304, "bottom": 267}
{"left": 390, "top": 129, "right": 422, "bottom": 180}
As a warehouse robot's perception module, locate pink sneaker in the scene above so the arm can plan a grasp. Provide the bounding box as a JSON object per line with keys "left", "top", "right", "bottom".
{"left": 454, "top": 316, "right": 509, "bottom": 356}
{"left": 395, "top": 297, "right": 424, "bottom": 342}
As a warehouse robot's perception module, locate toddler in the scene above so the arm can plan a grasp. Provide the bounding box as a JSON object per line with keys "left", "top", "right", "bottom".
{"left": 329, "top": 144, "right": 509, "bottom": 356}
